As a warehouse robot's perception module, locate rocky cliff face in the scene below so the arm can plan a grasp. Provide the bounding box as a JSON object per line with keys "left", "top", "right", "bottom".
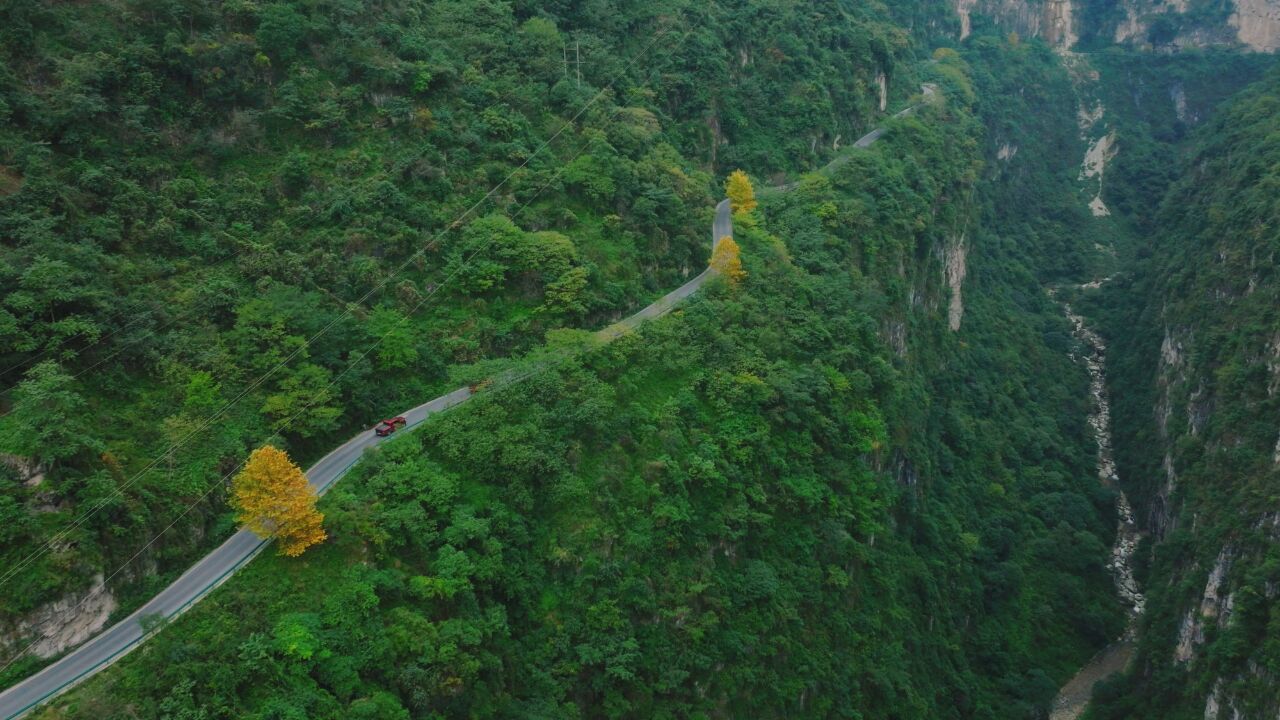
{"left": 951, "top": 0, "right": 1280, "bottom": 51}
{"left": 1231, "top": 0, "right": 1280, "bottom": 50}
{"left": 954, "top": 0, "right": 1075, "bottom": 44}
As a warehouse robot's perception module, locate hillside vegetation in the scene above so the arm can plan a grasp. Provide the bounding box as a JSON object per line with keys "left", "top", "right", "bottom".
{"left": 0, "top": 0, "right": 1196, "bottom": 716}
{"left": 0, "top": 0, "right": 924, "bottom": 654}
{"left": 2, "top": 15, "right": 1135, "bottom": 715}
{"left": 1084, "top": 67, "right": 1280, "bottom": 719}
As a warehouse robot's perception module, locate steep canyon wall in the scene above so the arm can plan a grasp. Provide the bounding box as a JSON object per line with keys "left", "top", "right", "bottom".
{"left": 952, "top": 0, "right": 1280, "bottom": 51}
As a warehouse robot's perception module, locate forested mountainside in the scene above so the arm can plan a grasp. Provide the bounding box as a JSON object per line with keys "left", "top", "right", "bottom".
{"left": 0, "top": 0, "right": 931, "bottom": 670}
{"left": 1081, "top": 68, "right": 1280, "bottom": 719}
{"left": 4, "top": 0, "right": 1280, "bottom": 717}
{"left": 1073, "top": 50, "right": 1274, "bottom": 235}
{"left": 18, "top": 40, "right": 1131, "bottom": 718}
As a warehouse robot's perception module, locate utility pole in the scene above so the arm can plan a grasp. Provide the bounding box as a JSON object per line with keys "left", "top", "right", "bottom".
{"left": 575, "top": 40, "right": 581, "bottom": 87}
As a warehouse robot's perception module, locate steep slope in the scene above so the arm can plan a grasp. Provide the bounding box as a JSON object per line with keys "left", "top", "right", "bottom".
{"left": 1078, "top": 50, "right": 1274, "bottom": 236}
{"left": 19, "top": 52, "right": 1125, "bottom": 719}
{"left": 957, "top": 33, "right": 1278, "bottom": 720}
{"left": 0, "top": 0, "right": 926, "bottom": 679}
{"left": 1084, "top": 68, "right": 1280, "bottom": 720}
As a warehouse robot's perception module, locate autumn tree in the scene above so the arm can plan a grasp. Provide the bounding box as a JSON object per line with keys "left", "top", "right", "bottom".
{"left": 725, "top": 170, "right": 757, "bottom": 214}
{"left": 232, "top": 445, "right": 326, "bottom": 556}
{"left": 710, "top": 237, "right": 747, "bottom": 285}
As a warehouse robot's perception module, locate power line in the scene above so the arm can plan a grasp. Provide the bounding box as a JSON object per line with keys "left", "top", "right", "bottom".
{"left": 0, "top": 21, "right": 687, "bottom": 593}
{"left": 0, "top": 91, "right": 709, "bottom": 681}
{"left": 0, "top": 63, "right": 552, "bottom": 397}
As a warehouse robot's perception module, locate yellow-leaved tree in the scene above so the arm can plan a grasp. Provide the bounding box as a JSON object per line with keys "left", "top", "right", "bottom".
{"left": 711, "top": 237, "right": 747, "bottom": 285}
{"left": 232, "top": 445, "right": 327, "bottom": 557}
{"left": 725, "top": 169, "right": 757, "bottom": 214}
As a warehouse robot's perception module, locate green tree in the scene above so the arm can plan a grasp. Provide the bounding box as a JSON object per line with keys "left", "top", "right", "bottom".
{"left": 0, "top": 361, "right": 99, "bottom": 465}
{"left": 261, "top": 363, "right": 342, "bottom": 437}
{"left": 367, "top": 307, "right": 419, "bottom": 370}
{"left": 257, "top": 4, "right": 309, "bottom": 66}
{"left": 348, "top": 692, "right": 411, "bottom": 720}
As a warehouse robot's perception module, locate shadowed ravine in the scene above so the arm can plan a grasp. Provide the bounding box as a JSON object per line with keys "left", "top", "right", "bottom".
{"left": 1049, "top": 283, "right": 1145, "bottom": 720}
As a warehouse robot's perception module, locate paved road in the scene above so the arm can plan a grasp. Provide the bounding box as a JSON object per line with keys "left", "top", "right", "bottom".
{"left": 596, "top": 198, "right": 731, "bottom": 338}
{"left": 0, "top": 76, "right": 935, "bottom": 714}
{"left": 0, "top": 201, "right": 733, "bottom": 719}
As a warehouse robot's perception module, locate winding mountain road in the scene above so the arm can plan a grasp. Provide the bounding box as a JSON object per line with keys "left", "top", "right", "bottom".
{"left": 0, "top": 203, "right": 731, "bottom": 719}
{"left": 1, "top": 82, "right": 937, "bottom": 716}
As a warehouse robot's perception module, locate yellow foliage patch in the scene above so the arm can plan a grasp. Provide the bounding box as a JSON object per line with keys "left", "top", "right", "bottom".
{"left": 711, "top": 237, "right": 747, "bottom": 286}
{"left": 232, "top": 445, "right": 327, "bottom": 557}
{"left": 725, "top": 169, "right": 757, "bottom": 215}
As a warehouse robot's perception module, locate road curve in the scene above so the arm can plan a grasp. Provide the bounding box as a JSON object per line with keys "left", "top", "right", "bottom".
{"left": 596, "top": 198, "right": 732, "bottom": 337}
{"left": 0, "top": 200, "right": 734, "bottom": 719}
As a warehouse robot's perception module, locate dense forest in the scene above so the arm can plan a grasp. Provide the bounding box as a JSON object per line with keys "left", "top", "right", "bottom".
{"left": 4, "top": 0, "right": 1280, "bottom": 718}
{"left": 13, "top": 33, "right": 1134, "bottom": 717}
{"left": 0, "top": 0, "right": 923, "bottom": 653}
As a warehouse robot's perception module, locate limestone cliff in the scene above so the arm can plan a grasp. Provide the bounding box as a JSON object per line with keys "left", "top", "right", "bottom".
{"left": 951, "top": 0, "right": 1280, "bottom": 51}
{"left": 953, "top": 0, "right": 1076, "bottom": 45}
{"left": 1231, "top": 0, "right": 1280, "bottom": 50}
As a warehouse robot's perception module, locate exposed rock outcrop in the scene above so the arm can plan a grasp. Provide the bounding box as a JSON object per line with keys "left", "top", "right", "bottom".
{"left": 1150, "top": 326, "right": 1189, "bottom": 539}
{"left": 949, "top": 0, "right": 1280, "bottom": 52}
{"left": 1170, "top": 82, "right": 1190, "bottom": 123}
{"left": 1043, "top": 0, "right": 1077, "bottom": 48}
{"left": 941, "top": 235, "right": 968, "bottom": 331}
{"left": 1079, "top": 131, "right": 1117, "bottom": 217}
{"left": 1, "top": 574, "right": 118, "bottom": 664}
{"left": 1174, "top": 547, "right": 1234, "bottom": 663}
{"left": 1231, "top": 0, "right": 1280, "bottom": 51}
{"left": 951, "top": 0, "right": 1078, "bottom": 47}
{"left": 957, "top": 0, "right": 978, "bottom": 39}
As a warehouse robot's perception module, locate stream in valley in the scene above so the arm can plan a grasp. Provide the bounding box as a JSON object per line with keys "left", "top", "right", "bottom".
{"left": 1048, "top": 286, "right": 1145, "bottom": 720}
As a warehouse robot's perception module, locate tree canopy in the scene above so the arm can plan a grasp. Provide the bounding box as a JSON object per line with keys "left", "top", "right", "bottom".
{"left": 232, "top": 445, "right": 326, "bottom": 557}
{"left": 726, "top": 170, "right": 758, "bottom": 215}
{"left": 710, "top": 236, "right": 747, "bottom": 285}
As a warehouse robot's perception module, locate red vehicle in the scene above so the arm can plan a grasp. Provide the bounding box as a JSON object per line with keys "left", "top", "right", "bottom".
{"left": 374, "top": 416, "right": 407, "bottom": 437}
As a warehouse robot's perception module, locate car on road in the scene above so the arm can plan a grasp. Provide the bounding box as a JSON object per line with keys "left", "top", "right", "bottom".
{"left": 374, "top": 416, "right": 407, "bottom": 437}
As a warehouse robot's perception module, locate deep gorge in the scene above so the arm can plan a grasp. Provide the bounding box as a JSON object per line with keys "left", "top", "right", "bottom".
{"left": 1, "top": 1, "right": 1278, "bottom": 718}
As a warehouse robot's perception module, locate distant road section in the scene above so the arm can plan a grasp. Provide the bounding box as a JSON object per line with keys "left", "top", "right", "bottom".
{"left": 599, "top": 198, "right": 732, "bottom": 336}
{"left": 0, "top": 201, "right": 733, "bottom": 720}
